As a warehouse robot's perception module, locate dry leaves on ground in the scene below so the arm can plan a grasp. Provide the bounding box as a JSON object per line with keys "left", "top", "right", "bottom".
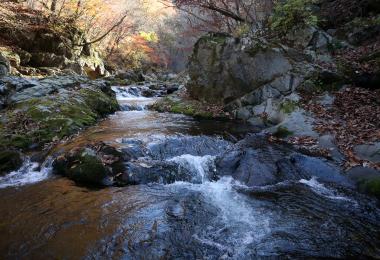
{"left": 302, "top": 87, "right": 380, "bottom": 170}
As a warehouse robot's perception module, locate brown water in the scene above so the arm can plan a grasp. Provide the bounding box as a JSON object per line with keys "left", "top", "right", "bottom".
{"left": 0, "top": 86, "right": 379, "bottom": 259}
{"left": 0, "top": 89, "right": 256, "bottom": 259}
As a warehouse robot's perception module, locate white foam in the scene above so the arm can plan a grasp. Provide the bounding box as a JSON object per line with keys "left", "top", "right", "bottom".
{"left": 169, "top": 177, "right": 271, "bottom": 249}
{"left": 300, "top": 177, "right": 353, "bottom": 202}
{"left": 0, "top": 157, "right": 53, "bottom": 189}
{"left": 168, "top": 154, "right": 215, "bottom": 183}
{"left": 117, "top": 96, "right": 151, "bottom": 101}
{"left": 112, "top": 86, "right": 152, "bottom": 101}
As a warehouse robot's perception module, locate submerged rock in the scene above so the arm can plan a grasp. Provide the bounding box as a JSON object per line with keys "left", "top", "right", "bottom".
{"left": 52, "top": 142, "right": 125, "bottom": 186}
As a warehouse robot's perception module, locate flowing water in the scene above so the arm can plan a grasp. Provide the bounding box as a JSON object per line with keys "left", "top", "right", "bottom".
{"left": 0, "top": 84, "right": 379, "bottom": 259}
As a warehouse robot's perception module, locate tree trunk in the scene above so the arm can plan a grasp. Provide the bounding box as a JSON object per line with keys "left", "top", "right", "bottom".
{"left": 50, "top": 0, "right": 57, "bottom": 13}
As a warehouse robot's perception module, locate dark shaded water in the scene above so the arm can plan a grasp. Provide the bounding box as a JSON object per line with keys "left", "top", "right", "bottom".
{"left": 0, "top": 85, "right": 379, "bottom": 259}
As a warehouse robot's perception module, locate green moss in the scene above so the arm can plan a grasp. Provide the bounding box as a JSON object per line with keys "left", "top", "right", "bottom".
{"left": 209, "top": 36, "right": 227, "bottom": 45}
{"left": 366, "top": 179, "right": 380, "bottom": 198}
{"left": 0, "top": 87, "right": 118, "bottom": 150}
{"left": 273, "top": 126, "right": 294, "bottom": 138}
{"left": 233, "top": 23, "right": 251, "bottom": 38}
{"left": 199, "top": 33, "right": 228, "bottom": 47}
{"left": 245, "top": 42, "right": 271, "bottom": 57}
{"left": 358, "top": 178, "right": 380, "bottom": 199}
{"left": 152, "top": 97, "right": 215, "bottom": 119}
{"left": 54, "top": 149, "right": 109, "bottom": 185}
{"left": 68, "top": 153, "right": 109, "bottom": 185}
{"left": 6, "top": 134, "right": 32, "bottom": 149}
{"left": 107, "top": 78, "right": 131, "bottom": 86}
{"left": 171, "top": 104, "right": 196, "bottom": 115}
{"left": 270, "top": 0, "right": 318, "bottom": 34}
{"left": 279, "top": 100, "right": 299, "bottom": 114}
{"left": 303, "top": 76, "right": 343, "bottom": 94}
{"left": 79, "top": 88, "right": 119, "bottom": 116}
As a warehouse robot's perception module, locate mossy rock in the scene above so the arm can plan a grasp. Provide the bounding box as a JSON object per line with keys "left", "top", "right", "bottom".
{"left": 356, "top": 176, "right": 380, "bottom": 199}
{"left": 273, "top": 126, "right": 294, "bottom": 138}
{"left": 364, "top": 179, "right": 380, "bottom": 198}
{"left": 347, "top": 167, "right": 380, "bottom": 199}
{"left": 53, "top": 150, "right": 110, "bottom": 186}
{"left": 0, "top": 149, "right": 23, "bottom": 175}
{"left": 152, "top": 96, "right": 214, "bottom": 119}
{"left": 0, "top": 85, "right": 118, "bottom": 150}
{"left": 53, "top": 143, "right": 126, "bottom": 187}
{"left": 79, "top": 88, "right": 119, "bottom": 116}
{"left": 279, "top": 100, "right": 299, "bottom": 114}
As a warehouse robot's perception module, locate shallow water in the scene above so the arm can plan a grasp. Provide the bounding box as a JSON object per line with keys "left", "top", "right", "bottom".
{"left": 0, "top": 84, "right": 379, "bottom": 259}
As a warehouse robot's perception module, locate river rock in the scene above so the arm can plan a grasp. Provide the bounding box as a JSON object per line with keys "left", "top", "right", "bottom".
{"left": 120, "top": 160, "right": 184, "bottom": 185}
{"left": 215, "top": 134, "right": 352, "bottom": 187}
{"left": 354, "top": 142, "right": 380, "bottom": 163}
{"left": 146, "top": 136, "right": 231, "bottom": 160}
{"left": 52, "top": 142, "right": 126, "bottom": 186}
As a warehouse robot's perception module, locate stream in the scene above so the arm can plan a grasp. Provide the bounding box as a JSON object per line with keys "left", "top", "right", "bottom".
{"left": 0, "top": 83, "right": 379, "bottom": 259}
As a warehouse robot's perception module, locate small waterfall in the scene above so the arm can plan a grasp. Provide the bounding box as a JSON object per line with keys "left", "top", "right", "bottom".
{"left": 112, "top": 86, "right": 156, "bottom": 111}
{"left": 168, "top": 154, "right": 216, "bottom": 183}
{"left": 166, "top": 154, "right": 271, "bottom": 255}
{"left": 120, "top": 103, "right": 149, "bottom": 111}
{"left": 0, "top": 157, "right": 53, "bottom": 189}
{"left": 112, "top": 86, "right": 142, "bottom": 98}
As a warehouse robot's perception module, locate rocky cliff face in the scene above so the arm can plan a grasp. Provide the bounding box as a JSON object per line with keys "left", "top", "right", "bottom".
{"left": 0, "top": 3, "right": 107, "bottom": 78}
{"left": 186, "top": 29, "right": 333, "bottom": 124}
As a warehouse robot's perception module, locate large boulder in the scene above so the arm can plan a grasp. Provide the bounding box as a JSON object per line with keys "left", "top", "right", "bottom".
{"left": 187, "top": 33, "right": 297, "bottom": 105}
{"left": 186, "top": 31, "right": 341, "bottom": 130}
{"left": 186, "top": 32, "right": 325, "bottom": 110}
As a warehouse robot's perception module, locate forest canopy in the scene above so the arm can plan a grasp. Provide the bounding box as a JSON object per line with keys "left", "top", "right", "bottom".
{"left": 17, "top": 0, "right": 277, "bottom": 72}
